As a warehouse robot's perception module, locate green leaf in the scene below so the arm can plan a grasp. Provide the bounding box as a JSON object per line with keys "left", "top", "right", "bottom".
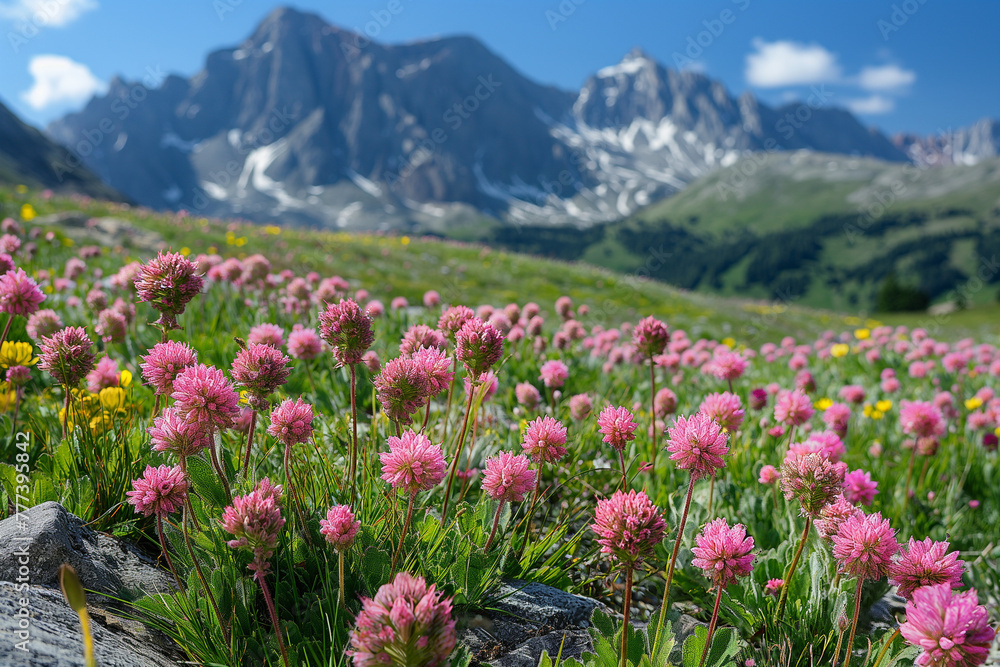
{"left": 681, "top": 627, "right": 708, "bottom": 667}
{"left": 185, "top": 456, "right": 229, "bottom": 509}
{"left": 682, "top": 626, "right": 740, "bottom": 667}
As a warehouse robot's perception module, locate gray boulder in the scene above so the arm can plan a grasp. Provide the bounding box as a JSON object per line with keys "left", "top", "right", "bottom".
{"left": 0, "top": 501, "right": 175, "bottom": 599}
{"left": 460, "top": 579, "right": 606, "bottom": 666}
{"left": 0, "top": 584, "right": 180, "bottom": 666}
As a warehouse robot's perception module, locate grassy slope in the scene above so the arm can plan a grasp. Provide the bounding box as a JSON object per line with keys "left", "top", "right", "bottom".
{"left": 483, "top": 153, "right": 1000, "bottom": 317}
{"left": 4, "top": 185, "right": 999, "bottom": 343}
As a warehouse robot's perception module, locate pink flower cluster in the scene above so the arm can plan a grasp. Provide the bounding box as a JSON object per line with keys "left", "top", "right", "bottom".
{"left": 133, "top": 251, "right": 204, "bottom": 330}
{"left": 126, "top": 464, "right": 188, "bottom": 518}
{"left": 692, "top": 518, "right": 755, "bottom": 589}
{"left": 380, "top": 431, "right": 446, "bottom": 494}
{"left": 666, "top": 413, "right": 729, "bottom": 480}
{"left": 348, "top": 572, "right": 457, "bottom": 667}
{"left": 319, "top": 298, "right": 374, "bottom": 366}
{"left": 220, "top": 478, "right": 286, "bottom": 579}
{"left": 319, "top": 505, "right": 360, "bottom": 552}
{"left": 591, "top": 489, "right": 666, "bottom": 567}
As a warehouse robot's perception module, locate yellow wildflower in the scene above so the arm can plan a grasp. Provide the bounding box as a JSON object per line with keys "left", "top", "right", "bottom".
{"left": 98, "top": 387, "right": 127, "bottom": 413}
{"left": 863, "top": 403, "right": 874, "bottom": 418}
{"left": 965, "top": 397, "right": 983, "bottom": 410}
{"left": 854, "top": 329, "right": 870, "bottom": 340}
{"left": 871, "top": 410, "right": 884, "bottom": 420}
{"left": 876, "top": 399, "right": 893, "bottom": 412}
{"left": 0, "top": 383, "right": 16, "bottom": 412}
{"left": 0, "top": 341, "right": 38, "bottom": 369}
{"left": 815, "top": 397, "right": 833, "bottom": 411}
{"left": 831, "top": 343, "right": 850, "bottom": 358}
{"left": 20, "top": 203, "right": 36, "bottom": 221}
{"left": 721, "top": 337, "right": 736, "bottom": 349}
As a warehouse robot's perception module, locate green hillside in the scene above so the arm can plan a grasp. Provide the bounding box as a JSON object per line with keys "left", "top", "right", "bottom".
{"left": 477, "top": 153, "right": 1000, "bottom": 314}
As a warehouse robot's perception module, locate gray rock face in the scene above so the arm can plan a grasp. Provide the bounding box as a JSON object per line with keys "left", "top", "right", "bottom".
{"left": 0, "top": 502, "right": 183, "bottom": 666}
{"left": 0, "top": 585, "right": 180, "bottom": 666}
{"left": 460, "top": 579, "right": 606, "bottom": 666}
{"left": 0, "top": 502, "right": 175, "bottom": 600}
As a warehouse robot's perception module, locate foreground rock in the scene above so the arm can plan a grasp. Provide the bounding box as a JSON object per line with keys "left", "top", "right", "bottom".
{"left": 0, "top": 502, "right": 181, "bottom": 666}
{"left": 0, "top": 585, "right": 180, "bottom": 666}
{"left": 0, "top": 502, "right": 175, "bottom": 598}
{"left": 460, "top": 579, "right": 603, "bottom": 666}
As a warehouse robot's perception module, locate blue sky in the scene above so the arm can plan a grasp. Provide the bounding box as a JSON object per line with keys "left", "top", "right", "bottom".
{"left": 2, "top": 0, "right": 997, "bottom": 135}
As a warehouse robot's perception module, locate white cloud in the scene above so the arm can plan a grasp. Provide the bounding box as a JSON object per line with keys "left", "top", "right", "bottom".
{"left": 745, "top": 38, "right": 841, "bottom": 87}
{"left": 857, "top": 64, "right": 915, "bottom": 91}
{"left": 846, "top": 94, "right": 895, "bottom": 115}
{"left": 20, "top": 54, "right": 105, "bottom": 110}
{"left": 0, "top": 0, "right": 97, "bottom": 27}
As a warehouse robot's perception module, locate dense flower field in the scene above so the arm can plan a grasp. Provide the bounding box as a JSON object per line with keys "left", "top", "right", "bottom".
{"left": 0, "top": 200, "right": 998, "bottom": 667}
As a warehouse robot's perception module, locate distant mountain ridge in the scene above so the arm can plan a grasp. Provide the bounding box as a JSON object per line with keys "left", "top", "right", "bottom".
{"left": 45, "top": 7, "right": 954, "bottom": 230}
{"left": 0, "top": 97, "right": 121, "bottom": 200}
{"left": 893, "top": 118, "right": 1000, "bottom": 166}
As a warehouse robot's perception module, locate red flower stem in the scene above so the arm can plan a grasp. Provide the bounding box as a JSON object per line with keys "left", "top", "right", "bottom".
{"left": 391, "top": 495, "right": 415, "bottom": 573}
{"left": 775, "top": 516, "right": 812, "bottom": 623}
{"left": 421, "top": 400, "right": 432, "bottom": 434}
{"left": 241, "top": 409, "right": 258, "bottom": 476}
{"left": 0, "top": 313, "right": 13, "bottom": 349}
{"left": 257, "top": 574, "right": 291, "bottom": 667}
{"left": 619, "top": 565, "right": 634, "bottom": 667}
{"left": 653, "top": 473, "right": 696, "bottom": 653}
{"left": 157, "top": 516, "right": 185, "bottom": 592}
{"left": 349, "top": 364, "right": 359, "bottom": 504}
{"left": 338, "top": 550, "right": 346, "bottom": 607}
{"left": 618, "top": 449, "right": 627, "bottom": 490}
{"left": 441, "top": 386, "right": 476, "bottom": 526}
{"left": 697, "top": 585, "right": 725, "bottom": 667}
{"left": 869, "top": 627, "right": 901, "bottom": 667}
{"left": 484, "top": 498, "right": 505, "bottom": 552}
{"left": 841, "top": 577, "right": 865, "bottom": 667}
